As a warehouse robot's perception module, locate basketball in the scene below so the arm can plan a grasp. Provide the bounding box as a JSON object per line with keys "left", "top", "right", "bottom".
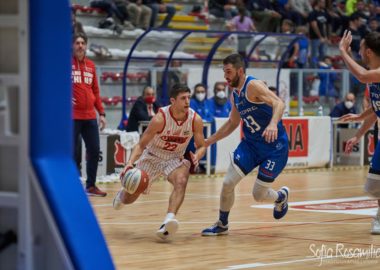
{"left": 121, "top": 167, "right": 149, "bottom": 195}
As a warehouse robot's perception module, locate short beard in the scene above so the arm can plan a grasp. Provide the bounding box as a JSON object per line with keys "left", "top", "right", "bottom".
{"left": 230, "top": 74, "right": 240, "bottom": 87}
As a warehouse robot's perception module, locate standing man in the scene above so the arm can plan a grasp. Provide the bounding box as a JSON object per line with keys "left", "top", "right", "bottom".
{"left": 202, "top": 54, "right": 290, "bottom": 236}
{"left": 113, "top": 84, "right": 206, "bottom": 240}
{"left": 72, "top": 32, "right": 107, "bottom": 197}
{"left": 338, "top": 30, "right": 380, "bottom": 234}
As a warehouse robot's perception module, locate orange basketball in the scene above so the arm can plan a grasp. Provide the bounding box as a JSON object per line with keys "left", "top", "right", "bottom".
{"left": 121, "top": 168, "right": 149, "bottom": 194}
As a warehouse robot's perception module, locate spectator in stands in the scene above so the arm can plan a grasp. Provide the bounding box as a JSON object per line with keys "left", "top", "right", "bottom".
{"left": 308, "top": 0, "right": 331, "bottom": 67}
{"left": 330, "top": 92, "right": 357, "bottom": 119}
{"left": 296, "top": 25, "right": 309, "bottom": 68}
{"left": 209, "top": 0, "right": 238, "bottom": 20}
{"left": 126, "top": 0, "right": 152, "bottom": 30}
{"left": 227, "top": 5, "right": 256, "bottom": 57}
{"left": 318, "top": 56, "right": 338, "bottom": 110}
{"left": 72, "top": 32, "right": 107, "bottom": 197}
{"left": 90, "top": 0, "right": 128, "bottom": 26}
{"left": 369, "top": 17, "right": 380, "bottom": 32}
{"left": 276, "top": 19, "right": 299, "bottom": 68}
{"left": 289, "top": 0, "right": 312, "bottom": 26}
{"left": 209, "top": 82, "right": 231, "bottom": 118}
{"left": 246, "top": 0, "right": 282, "bottom": 32}
{"left": 71, "top": 8, "right": 85, "bottom": 34}
{"left": 143, "top": 0, "right": 176, "bottom": 28}
{"left": 348, "top": 13, "right": 364, "bottom": 60}
{"left": 275, "top": 0, "right": 303, "bottom": 26}
{"left": 126, "top": 86, "right": 161, "bottom": 132}
{"left": 190, "top": 83, "right": 213, "bottom": 122}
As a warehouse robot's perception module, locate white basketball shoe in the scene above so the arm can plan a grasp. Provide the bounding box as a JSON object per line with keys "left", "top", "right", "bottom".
{"left": 156, "top": 219, "right": 179, "bottom": 240}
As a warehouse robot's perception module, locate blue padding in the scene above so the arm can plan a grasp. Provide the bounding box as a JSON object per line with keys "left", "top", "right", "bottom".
{"left": 29, "top": 0, "right": 114, "bottom": 269}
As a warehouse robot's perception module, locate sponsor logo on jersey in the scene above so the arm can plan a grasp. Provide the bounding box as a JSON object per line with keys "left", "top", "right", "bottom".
{"left": 160, "top": 135, "right": 188, "bottom": 144}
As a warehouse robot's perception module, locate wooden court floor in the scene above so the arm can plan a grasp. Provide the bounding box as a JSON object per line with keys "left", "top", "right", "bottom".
{"left": 90, "top": 167, "right": 380, "bottom": 269}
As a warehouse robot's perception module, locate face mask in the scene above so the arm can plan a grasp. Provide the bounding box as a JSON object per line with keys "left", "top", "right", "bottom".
{"left": 216, "top": 91, "right": 226, "bottom": 99}
{"left": 195, "top": 93, "right": 206, "bottom": 101}
{"left": 345, "top": 101, "right": 354, "bottom": 109}
{"left": 144, "top": 96, "right": 155, "bottom": 104}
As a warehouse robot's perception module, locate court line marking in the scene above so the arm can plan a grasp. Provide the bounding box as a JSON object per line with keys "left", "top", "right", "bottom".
{"left": 220, "top": 252, "right": 380, "bottom": 270}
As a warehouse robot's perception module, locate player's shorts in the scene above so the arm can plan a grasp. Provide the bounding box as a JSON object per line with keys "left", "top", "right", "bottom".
{"left": 366, "top": 142, "right": 380, "bottom": 197}
{"left": 136, "top": 150, "right": 190, "bottom": 193}
{"left": 232, "top": 135, "right": 289, "bottom": 183}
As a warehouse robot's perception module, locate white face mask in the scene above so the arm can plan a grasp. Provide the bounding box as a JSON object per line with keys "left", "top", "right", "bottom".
{"left": 195, "top": 93, "right": 206, "bottom": 101}
{"left": 345, "top": 101, "right": 354, "bottom": 109}
{"left": 216, "top": 91, "right": 226, "bottom": 99}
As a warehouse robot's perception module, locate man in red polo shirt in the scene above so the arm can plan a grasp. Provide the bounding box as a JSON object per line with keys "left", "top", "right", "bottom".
{"left": 72, "top": 32, "right": 107, "bottom": 197}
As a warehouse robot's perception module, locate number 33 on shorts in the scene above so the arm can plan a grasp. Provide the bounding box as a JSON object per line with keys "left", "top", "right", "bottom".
{"left": 265, "top": 160, "right": 276, "bottom": 171}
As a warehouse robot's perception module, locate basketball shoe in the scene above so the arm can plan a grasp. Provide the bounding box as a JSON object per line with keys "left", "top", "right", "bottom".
{"left": 86, "top": 186, "right": 107, "bottom": 197}
{"left": 156, "top": 219, "right": 179, "bottom": 240}
{"left": 273, "top": 186, "right": 289, "bottom": 219}
{"left": 112, "top": 189, "right": 125, "bottom": 210}
{"left": 201, "top": 220, "right": 229, "bottom": 236}
{"left": 371, "top": 215, "right": 380, "bottom": 235}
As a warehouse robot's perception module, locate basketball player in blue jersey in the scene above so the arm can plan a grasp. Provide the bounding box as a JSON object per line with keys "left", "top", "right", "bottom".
{"left": 338, "top": 31, "right": 380, "bottom": 234}
{"left": 202, "top": 54, "right": 290, "bottom": 236}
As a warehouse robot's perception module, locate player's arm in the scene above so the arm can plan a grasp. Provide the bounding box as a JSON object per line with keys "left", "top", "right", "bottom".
{"left": 191, "top": 114, "right": 207, "bottom": 167}
{"left": 345, "top": 111, "right": 377, "bottom": 154}
{"left": 340, "top": 30, "right": 380, "bottom": 83}
{"left": 248, "top": 80, "right": 285, "bottom": 143}
{"left": 205, "top": 96, "right": 240, "bottom": 147}
{"left": 126, "top": 112, "right": 164, "bottom": 167}
{"left": 339, "top": 106, "right": 376, "bottom": 122}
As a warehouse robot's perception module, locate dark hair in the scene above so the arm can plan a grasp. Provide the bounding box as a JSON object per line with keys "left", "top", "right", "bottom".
{"left": 73, "top": 32, "right": 88, "bottom": 44}
{"left": 223, "top": 54, "right": 246, "bottom": 72}
{"left": 142, "top": 86, "right": 154, "bottom": 96}
{"left": 169, "top": 83, "right": 191, "bottom": 98}
{"left": 349, "top": 13, "right": 360, "bottom": 22}
{"left": 192, "top": 83, "right": 206, "bottom": 98}
{"left": 364, "top": 32, "right": 380, "bottom": 57}
{"left": 213, "top": 82, "right": 225, "bottom": 93}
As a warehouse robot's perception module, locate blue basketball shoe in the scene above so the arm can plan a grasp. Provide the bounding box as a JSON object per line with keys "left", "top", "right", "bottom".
{"left": 273, "top": 186, "right": 289, "bottom": 219}
{"left": 201, "top": 220, "right": 229, "bottom": 236}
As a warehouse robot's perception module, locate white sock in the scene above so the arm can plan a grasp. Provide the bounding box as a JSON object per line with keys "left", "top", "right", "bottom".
{"left": 164, "top": 212, "right": 175, "bottom": 224}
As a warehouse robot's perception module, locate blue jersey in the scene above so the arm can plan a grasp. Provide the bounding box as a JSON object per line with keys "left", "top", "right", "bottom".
{"left": 369, "top": 82, "right": 380, "bottom": 118}
{"left": 232, "top": 75, "right": 287, "bottom": 146}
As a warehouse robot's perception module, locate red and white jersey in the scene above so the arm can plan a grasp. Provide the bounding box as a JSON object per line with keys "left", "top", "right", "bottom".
{"left": 145, "top": 105, "right": 196, "bottom": 160}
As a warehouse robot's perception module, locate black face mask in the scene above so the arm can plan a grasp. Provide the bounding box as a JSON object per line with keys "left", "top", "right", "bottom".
{"left": 215, "top": 96, "right": 227, "bottom": 106}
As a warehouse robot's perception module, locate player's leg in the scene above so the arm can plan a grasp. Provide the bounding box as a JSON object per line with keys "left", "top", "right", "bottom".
{"left": 202, "top": 141, "right": 253, "bottom": 236}
{"left": 365, "top": 142, "right": 380, "bottom": 234}
{"left": 255, "top": 142, "right": 289, "bottom": 219}
{"left": 156, "top": 159, "right": 190, "bottom": 240}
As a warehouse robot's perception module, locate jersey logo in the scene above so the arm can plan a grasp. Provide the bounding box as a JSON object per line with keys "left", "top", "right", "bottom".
{"left": 160, "top": 135, "right": 187, "bottom": 144}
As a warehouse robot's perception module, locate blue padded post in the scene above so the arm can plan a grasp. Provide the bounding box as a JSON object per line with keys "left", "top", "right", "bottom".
{"left": 119, "top": 29, "right": 152, "bottom": 130}
{"left": 161, "top": 31, "right": 191, "bottom": 105}
{"left": 29, "top": 1, "right": 114, "bottom": 269}
{"left": 202, "top": 32, "right": 231, "bottom": 89}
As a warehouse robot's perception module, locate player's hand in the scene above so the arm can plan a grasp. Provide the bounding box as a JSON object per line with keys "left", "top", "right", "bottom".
{"left": 339, "top": 30, "right": 352, "bottom": 53}
{"left": 338, "top": 113, "right": 362, "bottom": 122}
{"left": 345, "top": 137, "right": 359, "bottom": 154}
{"left": 120, "top": 163, "right": 134, "bottom": 181}
{"left": 262, "top": 124, "right": 278, "bottom": 143}
{"left": 189, "top": 151, "right": 199, "bottom": 169}
{"left": 204, "top": 139, "right": 212, "bottom": 147}
{"left": 99, "top": 115, "right": 106, "bottom": 131}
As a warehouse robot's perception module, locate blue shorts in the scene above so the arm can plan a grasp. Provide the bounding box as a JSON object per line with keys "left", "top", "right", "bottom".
{"left": 370, "top": 141, "right": 380, "bottom": 173}
{"left": 232, "top": 136, "right": 289, "bottom": 183}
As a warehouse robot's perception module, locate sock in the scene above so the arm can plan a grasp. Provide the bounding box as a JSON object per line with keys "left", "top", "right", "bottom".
{"left": 219, "top": 210, "right": 230, "bottom": 226}
{"left": 275, "top": 191, "right": 285, "bottom": 203}
{"left": 164, "top": 212, "right": 175, "bottom": 224}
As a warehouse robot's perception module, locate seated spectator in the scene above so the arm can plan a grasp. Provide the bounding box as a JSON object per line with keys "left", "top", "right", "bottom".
{"left": 90, "top": 0, "right": 127, "bottom": 25}
{"left": 276, "top": 19, "right": 299, "bottom": 68}
{"left": 143, "top": 0, "right": 176, "bottom": 28}
{"left": 369, "top": 17, "right": 380, "bottom": 32}
{"left": 126, "top": 86, "right": 161, "bottom": 132}
{"left": 330, "top": 92, "right": 357, "bottom": 118}
{"left": 246, "top": 0, "right": 282, "bottom": 32}
{"left": 289, "top": 0, "right": 312, "bottom": 25}
{"left": 190, "top": 83, "right": 214, "bottom": 122}
{"left": 127, "top": 0, "right": 152, "bottom": 30}
{"left": 209, "top": 0, "right": 238, "bottom": 20}
{"left": 319, "top": 56, "right": 338, "bottom": 110}
{"left": 209, "top": 82, "right": 231, "bottom": 118}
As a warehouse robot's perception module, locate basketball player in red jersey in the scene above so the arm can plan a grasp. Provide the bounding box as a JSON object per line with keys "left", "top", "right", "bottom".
{"left": 113, "top": 84, "right": 206, "bottom": 240}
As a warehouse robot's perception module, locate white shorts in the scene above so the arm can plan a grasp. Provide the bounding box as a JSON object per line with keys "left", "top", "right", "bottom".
{"left": 136, "top": 150, "right": 190, "bottom": 193}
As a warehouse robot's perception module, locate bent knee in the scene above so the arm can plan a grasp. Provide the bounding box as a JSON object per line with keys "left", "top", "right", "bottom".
{"left": 252, "top": 190, "right": 266, "bottom": 202}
